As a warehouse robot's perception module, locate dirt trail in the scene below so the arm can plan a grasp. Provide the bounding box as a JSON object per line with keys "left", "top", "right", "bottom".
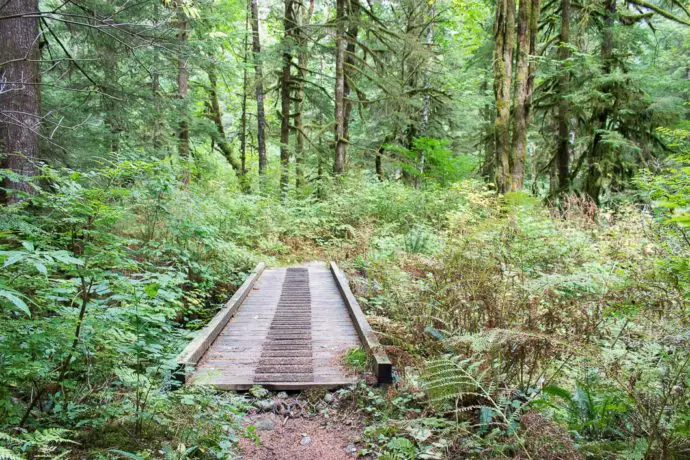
{"left": 238, "top": 412, "right": 363, "bottom": 460}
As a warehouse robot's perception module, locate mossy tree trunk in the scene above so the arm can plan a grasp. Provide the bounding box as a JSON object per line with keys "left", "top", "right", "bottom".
{"left": 492, "top": 0, "right": 515, "bottom": 193}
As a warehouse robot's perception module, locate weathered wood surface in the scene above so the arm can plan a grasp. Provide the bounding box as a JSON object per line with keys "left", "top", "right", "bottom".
{"left": 330, "top": 262, "right": 393, "bottom": 384}
{"left": 177, "top": 263, "right": 265, "bottom": 367}
{"left": 185, "top": 262, "right": 382, "bottom": 390}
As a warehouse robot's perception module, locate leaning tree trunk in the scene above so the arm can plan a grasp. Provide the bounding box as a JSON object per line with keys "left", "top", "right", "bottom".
{"left": 554, "top": 0, "right": 571, "bottom": 194}
{"left": 250, "top": 0, "right": 268, "bottom": 176}
{"left": 207, "top": 67, "right": 244, "bottom": 178}
{"left": 334, "top": 0, "right": 347, "bottom": 174}
{"left": 510, "top": 0, "right": 532, "bottom": 191}
{"left": 0, "top": 0, "right": 41, "bottom": 203}
{"left": 280, "top": 0, "right": 295, "bottom": 197}
{"left": 493, "top": 0, "right": 515, "bottom": 193}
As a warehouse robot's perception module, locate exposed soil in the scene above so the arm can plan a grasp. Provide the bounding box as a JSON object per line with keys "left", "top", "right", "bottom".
{"left": 238, "top": 413, "right": 365, "bottom": 460}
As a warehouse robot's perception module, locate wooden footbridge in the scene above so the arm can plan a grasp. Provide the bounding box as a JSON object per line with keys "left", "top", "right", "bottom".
{"left": 177, "top": 262, "right": 392, "bottom": 390}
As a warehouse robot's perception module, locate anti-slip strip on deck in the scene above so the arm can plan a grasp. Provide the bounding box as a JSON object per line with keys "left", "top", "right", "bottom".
{"left": 254, "top": 268, "right": 314, "bottom": 383}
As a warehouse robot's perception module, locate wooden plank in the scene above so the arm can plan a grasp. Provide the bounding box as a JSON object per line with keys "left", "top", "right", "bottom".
{"left": 330, "top": 261, "right": 393, "bottom": 384}
{"left": 207, "top": 380, "right": 357, "bottom": 391}
{"left": 176, "top": 262, "right": 266, "bottom": 366}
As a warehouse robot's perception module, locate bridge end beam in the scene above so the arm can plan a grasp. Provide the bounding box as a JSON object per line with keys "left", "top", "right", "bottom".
{"left": 330, "top": 262, "right": 393, "bottom": 385}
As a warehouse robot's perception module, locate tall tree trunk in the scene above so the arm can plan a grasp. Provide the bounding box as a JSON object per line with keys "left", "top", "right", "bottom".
{"left": 280, "top": 0, "right": 295, "bottom": 197}
{"left": 510, "top": 0, "right": 532, "bottom": 191}
{"left": 150, "top": 0, "right": 163, "bottom": 150}
{"left": 334, "top": 0, "right": 347, "bottom": 174}
{"left": 416, "top": 3, "right": 434, "bottom": 188}
{"left": 526, "top": 0, "right": 540, "bottom": 115}
{"left": 493, "top": 0, "right": 515, "bottom": 193}
{"left": 177, "top": 8, "right": 190, "bottom": 160}
{"left": 480, "top": 74, "right": 495, "bottom": 179}
{"left": 250, "top": 0, "right": 267, "bottom": 175}
{"left": 294, "top": 0, "right": 314, "bottom": 190}
{"left": 554, "top": 0, "right": 571, "bottom": 194}
{"left": 0, "top": 0, "right": 40, "bottom": 203}
{"left": 342, "top": 0, "right": 360, "bottom": 160}
{"left": 97, "top": 38, "right": 122, "bottom": 153}
{"left": 584, "top": 0, "right": 616, "bottom": 203}
{"left": 240, "top": 1, "right": 250, "bottom": 181}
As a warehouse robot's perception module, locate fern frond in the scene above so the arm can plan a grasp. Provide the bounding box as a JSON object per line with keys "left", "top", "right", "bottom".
{"left": 0, "top": 447, "right": 22, "bottom": 460}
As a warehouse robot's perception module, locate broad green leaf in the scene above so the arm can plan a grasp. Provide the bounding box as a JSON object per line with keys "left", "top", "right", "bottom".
{"left": 0, "top": 290, "right": 30, "bottom": 316}
{"left": 53, "top": 253, "right": 85, "bottom": 266}
{"left": 34, "top": 262, "right": 47, "bottom": 275}
{"left": 2, "top": 252, "right": 24, "bottom": 267}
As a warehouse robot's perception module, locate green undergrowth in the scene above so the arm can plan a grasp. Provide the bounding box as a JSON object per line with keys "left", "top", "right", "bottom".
{"left": 1, "top": 157, "right": 689, "bottom": 458}
{"left": 343, "top": 348, "right": 369, "bottom": 371}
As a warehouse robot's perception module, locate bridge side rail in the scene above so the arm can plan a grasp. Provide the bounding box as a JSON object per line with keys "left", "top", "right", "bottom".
{"left": 330, "top": 262, "right": 393, "bottom": 384}
{"left": 176, "top": 263, "right": 266, "bottom": 374}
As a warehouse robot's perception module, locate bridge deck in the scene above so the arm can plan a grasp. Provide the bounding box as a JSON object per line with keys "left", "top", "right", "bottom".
{"left": 184, "top": 263, "right": 375, "bottom": 390}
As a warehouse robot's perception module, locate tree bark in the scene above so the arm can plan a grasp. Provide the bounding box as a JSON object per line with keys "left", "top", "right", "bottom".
{"left": 510, "top": 0, "right": 532, "bottom": 191}
{"left": 334, "top": 0, "right": 347, "bottom": 174}
{"left": 97, "top": 39, "right": 122, "bottom": 153}
{"left": 554, "top": 0, "right": 571, "bottom": 194}
{"left": 480, "top": 74, "right": 495, "bottom": 179}
{"left": 493, "top": 0, "right": 515, "bottom": 193}
{"left": 240, "top": 1, "right": 250, "bottom": 181}
{"left": 342, "top": 0, "right": 360, "bottom": 159}
{"left": 526, "top": 0, "right": 540, "bottom": 114}
{"left": 376, "top": 148, "right": 383, "bottom": 181}
{"left": 250, "top": 0, "right": 267, "bottom": 175}
{"left": 0, "top": 0, "right": 41, "bottom": 203}
{"left": 280, "top": 0, "right": 296, "bottom": 197}
{"left": 416, "top": 3, "right": 434, "bottom": 189}
{"left": 376, "top": 133, "right": 394, "bottom": 181}
{"left": 294, "top": 0, "right": 314, "bottom": 190}
{"left": 176, "top": 8, "right": 190, "bottom": 160}
{"left": 584, "top": 0, "right": 616, "bottom": 203}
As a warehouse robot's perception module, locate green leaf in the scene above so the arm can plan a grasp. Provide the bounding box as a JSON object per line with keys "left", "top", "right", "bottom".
{"left": 542, "top": 385, "right": 573, "bottom": 402}
{"left": 144, "top": 283, "right": 160, "bottom": 299}
{"left": 2, "top": 252, "right": 24, "bottom": 268}
{"left": 34, "top": 262, "right": 47, "bottom": 275}
{"left": 53, "top": 252, "right": 85, "bottom": 266}
{"left": 108, "top": 450, "right": 146, "bottom": 460}
{"left": 0, "top": 290, "right": 30, "bottom": 316}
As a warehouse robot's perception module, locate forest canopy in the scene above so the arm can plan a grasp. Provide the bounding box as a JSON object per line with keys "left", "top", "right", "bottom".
{"left": 0, "top": 0, "right": 689, "bottom": 458}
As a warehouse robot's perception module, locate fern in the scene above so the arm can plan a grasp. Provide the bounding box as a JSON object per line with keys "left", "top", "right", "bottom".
{"left": 0, "top": 429, "right": 76, "bottom": 459}
{"left": 21, "top": 428, "right": 76, "bottom": 448}
{"left": 421, "top": 355, "right": 533, "bottom": 457}
{"left": 421, "top": 355, "right": 498, "bottom": 411}
{"left": 0, "top": 447, "right": 22, "bottom": 460}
